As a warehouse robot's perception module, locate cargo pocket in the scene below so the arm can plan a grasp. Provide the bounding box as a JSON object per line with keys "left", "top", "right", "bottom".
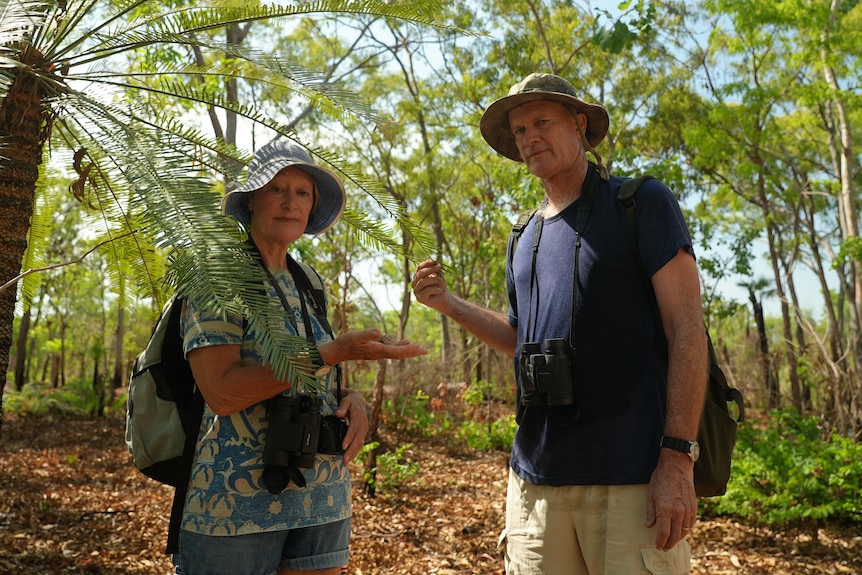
{"left": 640, "top": 540, "right": 691, "bottom": 575}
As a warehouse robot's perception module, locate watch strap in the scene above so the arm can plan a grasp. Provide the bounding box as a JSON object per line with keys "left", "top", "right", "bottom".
{"left": 661, "top": 435, "right": 694, "bottom": 454}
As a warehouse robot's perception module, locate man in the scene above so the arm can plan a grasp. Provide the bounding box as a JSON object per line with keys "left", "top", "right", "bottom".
{"left": 413, "top": 73, "right": 708, "bottom": 574}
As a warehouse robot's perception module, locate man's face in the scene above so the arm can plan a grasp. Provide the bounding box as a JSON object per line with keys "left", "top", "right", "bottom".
{"left": 508, "top": 100, "right": 586, "bottom": 181}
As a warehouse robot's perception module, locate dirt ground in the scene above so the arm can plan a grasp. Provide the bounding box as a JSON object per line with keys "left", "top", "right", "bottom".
{"left": 0, "top": 413, "right": 859, "bottom": 575}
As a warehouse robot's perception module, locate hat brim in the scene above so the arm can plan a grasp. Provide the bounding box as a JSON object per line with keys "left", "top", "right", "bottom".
{"left": 479, "top": 92, "right": 609, "bottom": 162}
{"left": 221, "top": 163, "right": 346, "bottom": 235}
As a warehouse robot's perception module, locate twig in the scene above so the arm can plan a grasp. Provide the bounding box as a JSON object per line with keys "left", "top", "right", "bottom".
{"left": 79, "top": 509, "right": 130, "bottom": 520}
{"left": 0, "top": 230, "right": 137, "bottom": 293}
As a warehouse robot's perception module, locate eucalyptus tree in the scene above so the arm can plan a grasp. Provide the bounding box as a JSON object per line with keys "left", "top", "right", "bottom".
{"left": 664, "top": 0, "right": 861, "bottom": 432}
{"left": 0, "top": 0, "right": 455, "bottom": 431}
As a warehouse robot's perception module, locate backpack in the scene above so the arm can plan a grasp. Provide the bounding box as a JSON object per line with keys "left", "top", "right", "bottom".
{"left": 124, "top": 259, "right": 326, "bottom": 553}
{"left": 125, "top": 295, "right": 202, "bottom": 488}
{"left": 618, "top": 175, "right": 744, "bottom": 497}
{"left": 508, "top": 175, "right": 745, "bottom": 497}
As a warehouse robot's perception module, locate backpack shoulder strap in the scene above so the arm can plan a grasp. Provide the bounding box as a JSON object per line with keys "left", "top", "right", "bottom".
{"left": 509, "top": 207, "right": 538, "bottom": 265}
{"left": 296, "top": 260, "right": 327, "bottom": 316}
{"left": 617, "top": 175, "right": 664, "bottom": 356}
{"left": 165, "top": 295, "right": 204, "bottom": 555}
{"left": 618, "top": 176, "right": 745, "bottom": 422}
{"left": 616, "top": 174, "right": 655, "bottom": 275}
{"left": 618, "top": 175, "right": 655, "bottom": 241}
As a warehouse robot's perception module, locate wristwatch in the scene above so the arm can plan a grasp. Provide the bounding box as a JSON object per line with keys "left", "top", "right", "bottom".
{"left": 661, "top": 436, "right": 700, "bottom": 463}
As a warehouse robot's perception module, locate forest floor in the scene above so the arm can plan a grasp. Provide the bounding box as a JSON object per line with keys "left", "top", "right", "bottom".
{"left": 0, "top": 412, "right": 860, "bottom": 575}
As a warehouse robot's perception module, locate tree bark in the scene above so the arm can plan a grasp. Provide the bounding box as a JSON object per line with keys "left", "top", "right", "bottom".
{"left": 364, "top": 359, "right": 387, "bottom": 497}
{"left": 112, "top": 304, "right": 125, "bottom": 390}
{"left": 0, "top": 70, "right": 47, "bottom": 431}
{"left": 749, "top": 287, "right": 778, "bottom": 409}
{"left": 14, "top": 308, "right": 31, "bottom": 391}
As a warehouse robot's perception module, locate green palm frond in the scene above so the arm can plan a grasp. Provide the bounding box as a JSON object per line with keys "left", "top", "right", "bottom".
{"left": 60, "top": 107, "right": 325, "bottom": 389}
{"left": 2, "top": 0, "right": 470, "bottom": 389}
{"left": 78, "top": 41, "right": 385, "bottom": 126}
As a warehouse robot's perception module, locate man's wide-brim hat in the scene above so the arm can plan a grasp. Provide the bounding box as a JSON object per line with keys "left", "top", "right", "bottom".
{"left": 222, "top": 139, "right": 346, "bottom": 235}
{"left": 480, "top": 73, "right": 610, "bottom": 162}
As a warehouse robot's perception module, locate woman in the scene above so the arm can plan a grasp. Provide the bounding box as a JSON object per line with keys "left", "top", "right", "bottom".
{"left": 173, "top": 139, "right": 427, "bottom": 575}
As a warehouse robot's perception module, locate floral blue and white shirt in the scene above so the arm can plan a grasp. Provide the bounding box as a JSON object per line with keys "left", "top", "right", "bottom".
{"left": 179, "top": 266, "right": 350, "bottom": 537}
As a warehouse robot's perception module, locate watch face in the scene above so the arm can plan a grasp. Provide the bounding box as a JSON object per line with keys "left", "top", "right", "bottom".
{"left": 690, "top": 441, "right": 701, "bottom": 463}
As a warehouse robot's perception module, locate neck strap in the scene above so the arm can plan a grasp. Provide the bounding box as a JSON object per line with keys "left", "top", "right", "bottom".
{"left": 525, "top": 166, "right": 599, "bottom": 348}
{"left": 249, "top": 241, "right": 341, "bottom": 399}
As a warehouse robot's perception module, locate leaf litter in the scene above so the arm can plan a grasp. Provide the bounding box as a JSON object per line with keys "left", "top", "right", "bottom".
{"left": 0, "top": 413, "right": 859, "bottom": 574}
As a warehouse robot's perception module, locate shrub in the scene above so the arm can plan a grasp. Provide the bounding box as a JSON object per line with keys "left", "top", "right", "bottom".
{"left": 3, "top": 379, "right": 125, "bottom": 417}
{"left": 385, "top": 391, "right": 452, "bottom": 437}
{"left": 701, "top": 410, "right": 862, "bottom": 526}
{"left": 358, "top": 442, "right": 420, "bottom": 494}
{"left": 457, "top": 414, "right": 517, "bottom": 452}
{"left": 3, "top": 382, "right": 87, "bottom": 416}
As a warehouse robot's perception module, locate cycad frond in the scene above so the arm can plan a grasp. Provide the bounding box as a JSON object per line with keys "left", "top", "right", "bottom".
{"left": 2, "top": 0, "right": 468, "bottom": 392}
{"left": 64, "top": 110, "right": 325, "bottom": 389}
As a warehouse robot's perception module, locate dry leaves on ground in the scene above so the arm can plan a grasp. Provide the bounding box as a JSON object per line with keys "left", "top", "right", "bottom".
{"left": 0, "top": 413, "right": 859, "bottom": 575}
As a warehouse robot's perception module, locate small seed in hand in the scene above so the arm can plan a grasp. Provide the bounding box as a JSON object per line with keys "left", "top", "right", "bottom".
{"left": 380, "top": 334, "right": 397, "bottom": 345}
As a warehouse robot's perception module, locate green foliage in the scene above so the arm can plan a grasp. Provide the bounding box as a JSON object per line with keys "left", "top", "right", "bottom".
{"left": 460, "top": 384, "right": 486, "bottom": 410}
{"left": 1, "top": 380, "right": 118, "bottom": 417}
{"left": 357, "top": 441, "right": 420, "bottom": 494}
{"left": 456, "top": 381, "right": 517, "bottom": 451}
{"left": 701, "top": 410, "right": 862, "bottom": 526}
{"left": 594, "top": 1, "right": 656, "bottom": 54}
{"left": 456, "top": 414, "right": 516, "bottom": 452}
{"left": 0, "top": 0, "right": 467, "bottom": 412}
{"left": 836, "top": 236, "right": 862, "bottom": 267}
{"left": 386, "top": 390, "right": 453, "bottom": 436}
{"left": 384, "top": 386, "right": 517, "bottom": 453}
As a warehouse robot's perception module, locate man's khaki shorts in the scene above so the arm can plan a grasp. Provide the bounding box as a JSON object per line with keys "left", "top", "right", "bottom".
{"left": 498, "top": 469, "right": 691, "bottom": 575}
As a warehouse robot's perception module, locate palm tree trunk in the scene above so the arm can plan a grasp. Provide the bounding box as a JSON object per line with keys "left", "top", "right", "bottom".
{"left": 0, "top": 71, "right": 48, "bottom": 431}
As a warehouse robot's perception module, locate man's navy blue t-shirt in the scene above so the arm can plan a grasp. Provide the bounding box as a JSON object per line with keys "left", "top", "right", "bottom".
{"left": 506, "top": 166, "right": 695, "bottom": 486}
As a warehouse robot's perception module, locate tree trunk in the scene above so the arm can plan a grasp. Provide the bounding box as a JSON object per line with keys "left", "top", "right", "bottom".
{"left": 749, "top": 288, "right": 778, "bottom": 409}
{"left": 823, "top": 1, "right": 861, "bottom": 366}
{"left": 59, "top": 318, "right": 67, "bottom": 388}
{"left": 93, "top": 355, "right": 104, "bottom": 417}
{"left": 112, "top": 304, "right": 125, "bottom": 390}
{"left": 14, "top": 308, "right": 31, "bottom": 391}
{"left": 756, "top": 173, "right": 799, "bottom": 412}
{"left": 0, "top": 69, "right": 46, "bottom": 430}
{"left": 822, "top": 2, "right": 861, "bottom": 434}
{"left": 51, "top": 353, "right": 60, "bottom": 389}
{"left": 782, "top": 261, "right": 808, "bottom": 411}
{"left": 778, "top": 229, "right": 805, "bottom": 412}
{"left": 364, "top": 359, "right": 388, "bottom": 497}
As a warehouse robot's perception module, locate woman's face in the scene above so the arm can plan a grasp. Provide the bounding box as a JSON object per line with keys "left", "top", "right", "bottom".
{"left": 248, "top": 166, "right": 316, "bottom": 247}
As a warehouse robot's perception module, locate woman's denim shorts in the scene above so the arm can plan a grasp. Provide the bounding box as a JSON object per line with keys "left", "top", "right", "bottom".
{"left": 173, "top": 518, "right": 350, "bottom": 575}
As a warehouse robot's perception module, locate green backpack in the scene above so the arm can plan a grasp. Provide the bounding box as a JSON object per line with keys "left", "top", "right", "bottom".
{"left": 509, "top": 176, "right": 745, "bottom": 497}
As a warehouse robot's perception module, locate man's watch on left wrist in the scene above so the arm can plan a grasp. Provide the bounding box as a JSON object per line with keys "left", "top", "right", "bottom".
{"left": 661, "top": 436, "right": 700, "bottom": 463}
